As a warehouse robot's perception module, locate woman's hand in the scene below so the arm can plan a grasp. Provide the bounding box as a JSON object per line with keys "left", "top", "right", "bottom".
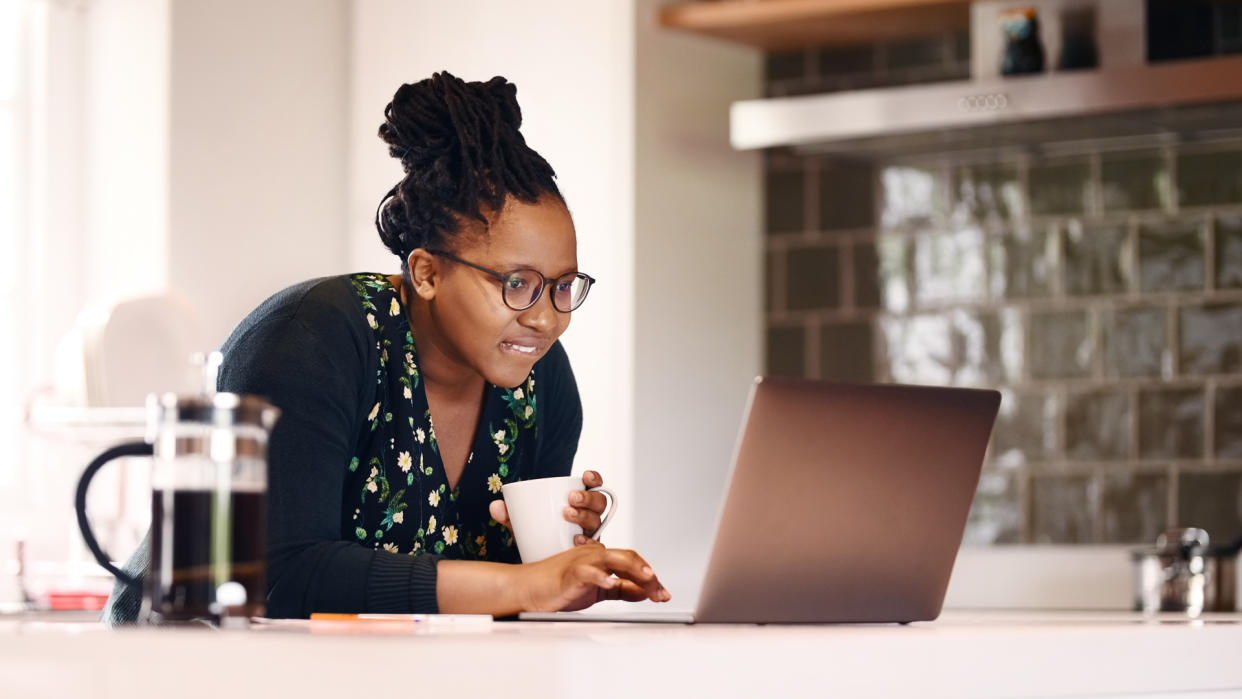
{"left": 516, "top": 542, "right": 671, "bottom": 613}
{"left": 567, "top": 470, "right": 608, "bottom": 544}
{"left": 486, "top": 470, "right": 610, "bottom": 545}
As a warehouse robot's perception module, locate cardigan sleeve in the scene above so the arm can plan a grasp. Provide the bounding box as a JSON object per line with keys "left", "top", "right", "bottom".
{"left": 217, "top": 281, "right": 441, "bottom": 618}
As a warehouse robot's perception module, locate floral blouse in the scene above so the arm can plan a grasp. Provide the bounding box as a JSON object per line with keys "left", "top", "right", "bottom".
{"left": 345, "top": 273, "right": 540, "bottom": 564}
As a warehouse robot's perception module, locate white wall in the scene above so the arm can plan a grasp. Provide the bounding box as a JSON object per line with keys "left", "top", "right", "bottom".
{"left": 348, "top": 1, "right": 639, "bottom": 546}
{"left": 632, "top": 0, "right": 762, "bottom": 597}
{"left": 79, "top": 0, "right": 349, "bottom": 348}
{"left": 84, "top": 0, "right": 169, "bottom": 308}
{"left": 168, "top": 0, "right": 348, "bottom": 345}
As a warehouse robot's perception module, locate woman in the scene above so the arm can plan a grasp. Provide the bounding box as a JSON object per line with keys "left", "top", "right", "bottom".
{"left": 105, "top": 72, "right": 668, "bottom": 622}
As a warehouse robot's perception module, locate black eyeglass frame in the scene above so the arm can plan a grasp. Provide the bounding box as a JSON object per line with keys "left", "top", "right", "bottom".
{"left": 427, "top": 250, "right": 596, "bottom": 313}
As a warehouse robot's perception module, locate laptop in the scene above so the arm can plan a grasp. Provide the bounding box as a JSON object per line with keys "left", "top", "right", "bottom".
{"left": 520, "top": 376, "right": 1001, "bottom": 624}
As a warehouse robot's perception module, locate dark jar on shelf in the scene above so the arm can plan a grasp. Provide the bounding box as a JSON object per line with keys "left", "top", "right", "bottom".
{"left": 1000, "top": 6, "right": 1046, "bottom": 76}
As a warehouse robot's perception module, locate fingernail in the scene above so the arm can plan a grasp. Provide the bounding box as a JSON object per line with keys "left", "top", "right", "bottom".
{"left": 563, "top": 507, "right": 576, "bottom": 520}
{"left": 570, "top": 492, "right": 583, "bottom": 505}
{"left": 662, "top": 590, "right": 671, "bottom": 601}
{"left": 642, "top": 566, "right": 653, "bottom": 577}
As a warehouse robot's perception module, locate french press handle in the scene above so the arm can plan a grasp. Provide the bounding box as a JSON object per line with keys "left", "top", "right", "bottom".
{"left": 74, "top": 441, "right": 154, "bottom": 588}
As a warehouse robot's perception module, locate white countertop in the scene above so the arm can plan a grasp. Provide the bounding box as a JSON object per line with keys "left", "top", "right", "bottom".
{"left": 1, "top": 610, "right": 1239, "bottom": 699}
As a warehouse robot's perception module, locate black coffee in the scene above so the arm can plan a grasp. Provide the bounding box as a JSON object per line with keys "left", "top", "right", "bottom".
{"left": 148, "top": 489, "right": 266, "bottom": 621}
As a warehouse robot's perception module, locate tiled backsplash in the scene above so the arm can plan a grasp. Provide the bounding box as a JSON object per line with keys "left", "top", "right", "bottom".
{"left": 763, "top": 39, "right": 1242, "bottom": 547}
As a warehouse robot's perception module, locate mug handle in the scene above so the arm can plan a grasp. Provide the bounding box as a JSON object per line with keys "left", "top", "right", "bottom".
{"left": 74, "top": 441, "right": 154, "bottom": 588}
{"left": 585, "top": 486, "right": 617, "bottom": 542}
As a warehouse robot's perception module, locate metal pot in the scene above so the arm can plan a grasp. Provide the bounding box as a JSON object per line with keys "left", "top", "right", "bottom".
{"left": 1131, "top": 528, "right": 1241, "bottom": 616}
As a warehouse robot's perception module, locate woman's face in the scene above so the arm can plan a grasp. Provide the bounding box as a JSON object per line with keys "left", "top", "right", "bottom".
{"left": 426, "top": 195, "right": 578, "bottom": 389}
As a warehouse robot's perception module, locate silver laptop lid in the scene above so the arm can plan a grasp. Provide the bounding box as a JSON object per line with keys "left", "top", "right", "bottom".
{"left": 694, "top": 378, "right": 1000, "bottom": 624}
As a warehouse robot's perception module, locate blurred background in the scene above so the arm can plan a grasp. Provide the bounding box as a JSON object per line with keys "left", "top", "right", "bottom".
{"left": 1, "top": 0, "right": 1239, "bottom": 612}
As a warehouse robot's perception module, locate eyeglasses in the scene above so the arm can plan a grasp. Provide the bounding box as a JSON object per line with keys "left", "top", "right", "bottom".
{"left": 428, "top": 250, "right": 596, "bottom": 313}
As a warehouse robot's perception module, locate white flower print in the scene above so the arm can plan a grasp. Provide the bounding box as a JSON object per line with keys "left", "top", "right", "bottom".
{"left": 524, "top": 405, "right": 533, "bottom": 419}
{"left": 368, "top": 402, "right": 379, "bottom": 421}
{"left": 397, "top": 451, "right": 412, "bottom": 472}
{"left": 493, "top": 429, "right": 505, "bottom": 444}
{"left": 415, "top": 427, "right": 426, "bottom": 444}
{"left": 428, "top": 490, "right": 440, "bottom": 507}
{"left": 528, "top": 378, "right": 535, "bottom": 392}
{"left": 382, "top": 542, "right": 399, "bottom": 553}
{"left": 369, "top": 466, "right": 378, "bottom": 478}
{"left": 403, "top": 386, "right": 412, "bottom": 400}
{"left": 513, "top": 388, "right": 524, "bottom": 400}
{"left": 428, "top": 515, "right": 437, "bottom": 534}
{"left": 367, "top": 313, "right": 378, "bottom": 329}
{"left": 366, "top": 481, "right": 378, "bottom": 493}
{"left": 412, "top": 542, "right": 421, "bottom": 553}
{"left": 497, "top": 442, "right": 509, "bottom": 455}
{"left": 393, "top": 511, "right": 404, "bottom": 525}
{"left": 487, "top": 474, "right": 502, "bottom": 493}
{"left": 389, "top": 297, "right": 400, "bottom": 316}
{"left": 443, "top": 525, "right": 458, "bottom": 546}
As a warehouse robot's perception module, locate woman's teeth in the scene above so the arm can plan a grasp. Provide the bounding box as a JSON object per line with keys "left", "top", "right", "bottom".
{"left": 501, "top": 341, "right": 537, "bottom": 355}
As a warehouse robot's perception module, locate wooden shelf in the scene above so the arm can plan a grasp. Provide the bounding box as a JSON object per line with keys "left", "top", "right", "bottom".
{"left": 658, "top": 0, "right": 975, "bottom": 51}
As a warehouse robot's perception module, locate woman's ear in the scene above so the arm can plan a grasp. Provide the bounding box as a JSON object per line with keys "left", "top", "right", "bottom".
{"left": 407, "top": 249, "right": 439, "bottom": 300}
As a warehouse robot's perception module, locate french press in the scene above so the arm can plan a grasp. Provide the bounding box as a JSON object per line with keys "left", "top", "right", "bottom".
{"left": 75, "top": 352, "right": 279, "bottom": 623}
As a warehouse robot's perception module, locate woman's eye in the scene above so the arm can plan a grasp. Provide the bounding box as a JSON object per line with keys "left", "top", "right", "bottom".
{"left": 555, "top": 281, "right": 573, "bottom": 293}
{"left": 506, "top": 277, "right": 529, "bottom": 290}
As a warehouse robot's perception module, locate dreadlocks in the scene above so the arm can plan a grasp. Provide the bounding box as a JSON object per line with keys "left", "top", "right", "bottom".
{"left": 374, "top": 72, "right": 564, "bottom": 262}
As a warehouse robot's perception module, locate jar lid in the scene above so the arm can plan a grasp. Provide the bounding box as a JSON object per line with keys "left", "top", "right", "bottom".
{"left": 147, "top": 391, "right": 280, "bottom": 433}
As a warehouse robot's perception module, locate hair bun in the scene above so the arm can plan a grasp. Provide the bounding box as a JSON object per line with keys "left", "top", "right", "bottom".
{"left": 379, "top": 72, "right": 525, "bottom": 174}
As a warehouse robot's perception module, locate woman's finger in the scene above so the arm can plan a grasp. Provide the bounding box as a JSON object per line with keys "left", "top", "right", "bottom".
{"left": 611, "top": 579, "right": 652, "bottom": 603}
{"left": 568, "top": 489, "right": 608, "bottom": 514}
{"left": 564, "top": 506, "right": 602, "bottom": 534}
{"left": 581, "top": 470, "right": 603, "bottom": 488}
{"left": 601, "top": 548, "right": 670, "bottom": 602}
{"left": 573, "top": 562, "right": 616, "bottom": 592}
{"left": 488, "top": 499, "right": 510, "bottom": 529}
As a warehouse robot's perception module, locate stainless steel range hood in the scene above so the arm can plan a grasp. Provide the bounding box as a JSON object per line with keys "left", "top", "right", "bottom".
{"left": 731, "top": 54, "right": 1242, "bottom": 157}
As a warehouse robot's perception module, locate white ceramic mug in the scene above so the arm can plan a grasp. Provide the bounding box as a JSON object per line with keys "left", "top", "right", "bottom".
{"left": 500, "top": 476, "right": 617, "bottom": 562}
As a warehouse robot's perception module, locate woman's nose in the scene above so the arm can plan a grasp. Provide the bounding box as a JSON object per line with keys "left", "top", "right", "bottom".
{"left": 517, "top": 287, "right": 557, "bottom": 330}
